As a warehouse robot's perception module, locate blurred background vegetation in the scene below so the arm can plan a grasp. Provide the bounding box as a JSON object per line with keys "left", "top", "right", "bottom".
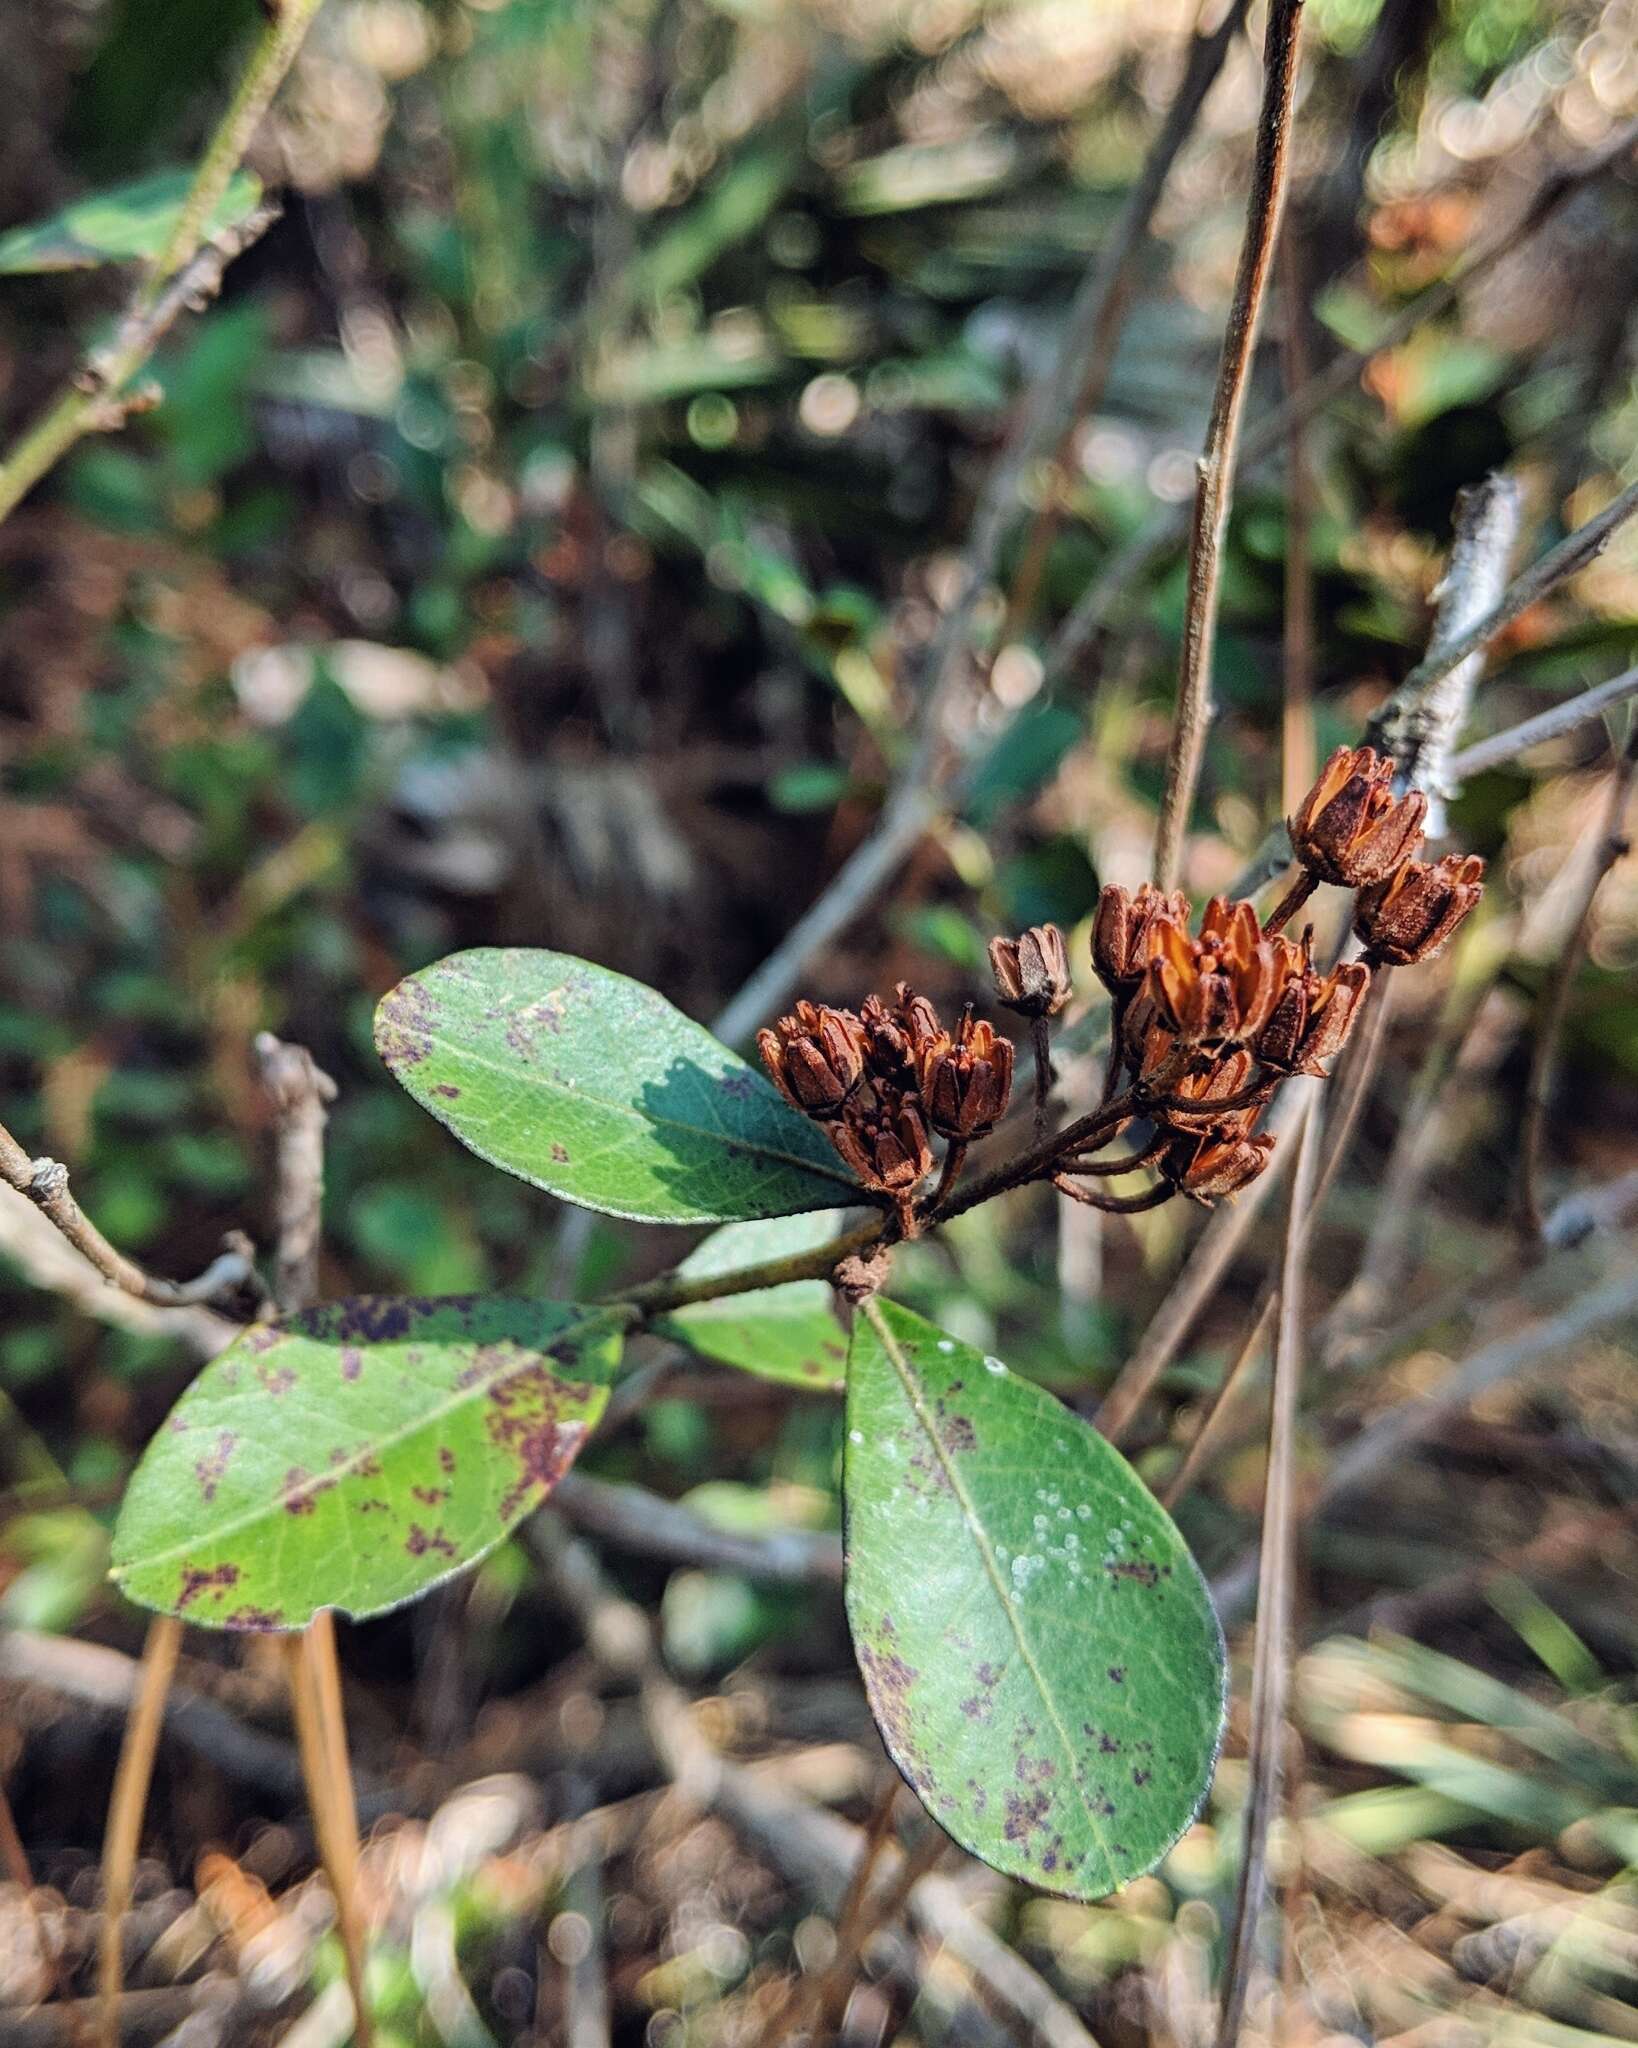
{"left": 3, "top": 0, "right": 1638, "bottom": 2043}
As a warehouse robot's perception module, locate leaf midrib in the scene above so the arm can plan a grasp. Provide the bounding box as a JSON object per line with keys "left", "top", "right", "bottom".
{"left": 112, "top": 1306, "right": 628, "bottom": 1579}
{"left": 862, "top": 1299, "right": 1115, "bottom": 1874}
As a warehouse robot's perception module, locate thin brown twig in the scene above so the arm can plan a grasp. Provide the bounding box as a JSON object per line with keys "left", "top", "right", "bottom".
{"left": 1279, "top": 225, "right": 1317, "bottom": 821}
{"left": 1158, "top": 971, "right": 1394, "bottom": 1506}
{"left": 1449, "top": 659, "right": 1638, "bottom": 781}
{"left": 1213, "top": 1259, "right": 1638, "bottom": 1628}
{"left": 254, "top": 1034, "right": 373, "bottom": 2048}
{"left": 995, "top": 0, "right": 1256, "bottom": 645}
{"left": 0, "top": 1118, "right": 254, "bottom": 1308}
{"left": 96, "top": 1616, "right": 182, "bottom": 2048}
{"left": 1153, "top": 0, "right": 1306, "bottom": 890}
{"left": 1215, "top": 1104, "right": 1322, "bottom": 2048}
{"left": 810, "top": 1827, "right": 951, "bottom": 2039}
{"left": 752, "top": 1782, "right": 899, "bottom": 2048}
{"left": 1518, "top": 719, "right": 1638, "bottom": 1232}
{"left": 1052, "top": 1173, "right": 1173, "bottom": 1214}
{"left": 1093, "top": 1076, "right": 1312, "bottom": 1445}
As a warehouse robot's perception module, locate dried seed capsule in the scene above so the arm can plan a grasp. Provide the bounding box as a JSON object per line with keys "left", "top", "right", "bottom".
{"left": 757, "top": 1001, "right": 867, "bottom": 1119}
{"left": 859, "top": 992, "right": 919, "bottom": 1088}
{"left": 988, "top": 924, "right": 1072, "bottom": 1018}
{"left": 1091, "top": 883, "right": 1188, "bottom": 994}
{"left": 1289, "top": 744, "right": 1426, "bottom": 887}
{"left": 1353, "top": 853, "right": 1484, "bottom": 967}
{"left": 827, "top": 1089, "right": 934, "bottom": 1196}
{"left": 1162, "top": 1129, "right": 1277, "bottom": 1204}
{"left": 1254, "top": 948, "right": 1372, "bottom": 1076}
{"left": 1145, "top": 898, "right": 1292, "bottom": 1049}
{"left": 919, "top": 1008, "right": 1015, "bottom": 1140}
{"left": 1159, "top": 1048, "right": 1260, "bottom": 1133}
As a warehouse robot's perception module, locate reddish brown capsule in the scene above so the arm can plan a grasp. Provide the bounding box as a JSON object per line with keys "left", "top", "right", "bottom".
{"left": 894, "top": 985, "right": 948, "bottom": 1066}
{"left": 1092, "top": 883, "right": 1188, "bottom": 994}
{"left": 920, "top": 1008, "right": 1015, "bottom": 1140}
{"left": 1146, "top": 898, "right": 1289, "bottom": 1049}
{"left": 827, "top": 1090, "right": 934, "bottom": 1197}
{"left": 1253, "top": 944, "right": 1372, "bottom": 1076}
{"left": 1354, "top": 853, "right": 1484, "bottom": 967}
{"left": 1290, "top": 744, "right": 1426, "bottom": 887}
{"left": 758, "top": 1001, "right": 866, "bottom": 1120}
{"left": 1159, "top": 1048, "right": 1260, "bottom": 1133}
{"left": 858, "top": 992, "right": 918, "bottom": 1087}
{"left": 1162, "top": 1129, "right": 1277, "bottom": 1205}
{"left": 988, "top": 924, "right": 1072, "bottom": 1019}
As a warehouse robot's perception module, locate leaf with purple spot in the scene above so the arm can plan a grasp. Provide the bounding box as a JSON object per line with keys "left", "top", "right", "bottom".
{"left": 844, "top": 1300, "right": 1225, "bottom": 1899}
{"left": 375, "top": 949, "right": 855, "bottom": 1224}
{"left": 110, "top": 1295, "right": 625, "bottom": 1629}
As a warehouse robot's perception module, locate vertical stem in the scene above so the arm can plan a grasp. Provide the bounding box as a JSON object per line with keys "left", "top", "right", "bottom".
{"left": 257, "top": 1034, "right": 372, "bottom": 2046}
{"left": 1518, "top": 723, "right": 1638, "bottom": 1233}
{"left": 285, "top": 1622, "right": 373, "bottom": 2040}
{"left": 1215, "top": 1101, "right": 1322, "bottom": 2048}
{"left": 97, "top": 1615, "right": 183, "bottom": 2048}
{"left": 1030, "top": 1016, "right": 1053, "bottom": 1139}
{"left": 1153, "top": 0, "right": 1307, "bottom": 892}
{"left": 1278, "top": 227, "right": 1317, "bottom": 821}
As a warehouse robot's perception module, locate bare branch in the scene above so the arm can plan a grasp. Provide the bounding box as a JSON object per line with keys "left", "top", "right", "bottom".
{"left": 1154, "top": 0, "right": 1306, "bottom": 890}
{"left": 1215, "top": 1104, "right": 1322, "bottom": 2048}
{"left": 1451, "top": 660, "right": 1638, "bottom": 780}
{"left": 553, "top": 1471, "right": 843, "bottom": 1585}
{"left": 1518, "top": 720, "right": 1638, "bottom": 1231}
{"left": 0, "top": 1117, "right": 253, "bottom": 1309}
{"left": 254, "top": 1033, "right": 337, "bottom": 1315}
{"left": 1366, "top": 473, "right": 1522, "bottom": 830}
{"left": 1093, "top": 1077, "right": 1314, "bottom": 1445}
{"left": 0, "top": 0, "right": 325, "bottom": 526}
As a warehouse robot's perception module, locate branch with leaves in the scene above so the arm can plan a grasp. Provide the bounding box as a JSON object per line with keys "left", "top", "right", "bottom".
{"left": 0, "top": 0, "right": 325, "bottom": 525}
{"left": 86, "top": 732, "right": 1487, "bottom": 1905}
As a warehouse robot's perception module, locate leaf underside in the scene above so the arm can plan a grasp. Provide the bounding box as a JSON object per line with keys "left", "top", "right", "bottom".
{"left": 375, "top": 947, "right": 853, "bottom": 1224}
{"left": 110, "top": 1295, "right": 623, "bottom": 1630}
{"left": 844, "top": 1299, "right": 1226, "bottom": 1899}
{"left": 655, "top": 1210, "right": 854, "bottom": 1389}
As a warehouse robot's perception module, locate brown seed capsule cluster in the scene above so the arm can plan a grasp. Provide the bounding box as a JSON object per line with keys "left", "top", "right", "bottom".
{"left": 761, "top": 753, "right": 1483, "bottom": 1232}
{"left": 760, "top": 983, "right": 1014, "bottom": 1226}
{"left": 1072, "top": 750, "right": 1484, "bottom": 1209}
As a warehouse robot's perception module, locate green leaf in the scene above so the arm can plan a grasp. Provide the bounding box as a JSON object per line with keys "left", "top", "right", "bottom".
{"left": 375, "top": 949, "right": 854, "bottom": 1224}
{"left": 655, "top": 1211, "right": 853, "bottom": 1390}
{"left": 0, "top": 168, "right": 264, "bottom": 275}
{"left": 110, "top": 1295, "right": 625, "bottom": 1630}
{"left": 843, "top": 1300, "right": 1225, "bottom": 1899}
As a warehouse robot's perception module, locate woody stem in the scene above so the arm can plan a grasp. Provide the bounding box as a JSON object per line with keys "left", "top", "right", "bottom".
{"left": 1052, "top": 1175, "right": 1174, "bottom": 1215}
{"left": 1059, "top": 1134, "right": 1171, "bottom": 1177}
{"left": 1031, "top": 1017, "right": 1053, "bottom": 1138}
{"left": 1262, "top": 869, "right": 1318, "bottom": 935}
{"left": 930, "top": 1142, "right": 968, "bottom": 1210}
{"left": 1099, "top": 996, "right": 1129, "bottom": 1106}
